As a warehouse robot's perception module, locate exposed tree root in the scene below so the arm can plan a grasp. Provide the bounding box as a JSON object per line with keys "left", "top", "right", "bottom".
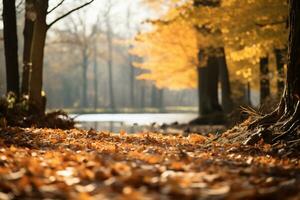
{"left": 246, "top": 101, "right": 300, "bottom": 149}
{"left": 247, "top": 98, "right": 285, "bottom": 130}
{"left": 248, "top": 108, "right": 279, "bottom": 130}
{"left": 281, "top": 101, "right": 300, "bottom": 131}
{"left": 273, "top": 123, "right": 300, "bottom": 143}
{"left": 224, "top": 94, "right": 300, "bottom": 154}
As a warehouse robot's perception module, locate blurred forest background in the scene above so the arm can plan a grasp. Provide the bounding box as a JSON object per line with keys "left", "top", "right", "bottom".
{"left": 0, "top": 0, "right": 288, "bottom": 116}
{"left": 0, "top": 0, "right": 198, "bottom": 113}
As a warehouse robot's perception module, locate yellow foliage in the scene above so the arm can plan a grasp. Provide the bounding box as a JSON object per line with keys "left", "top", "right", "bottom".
{"left": 134, "top": 0, "right": 288, "bottom": 91}
{"left": 131, "top": 13, "right": 198, "bottom": 90}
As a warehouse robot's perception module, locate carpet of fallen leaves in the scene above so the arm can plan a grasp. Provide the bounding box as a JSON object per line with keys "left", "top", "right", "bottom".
{"left": 0, "top": 127, "right": 300, "bottom": 200}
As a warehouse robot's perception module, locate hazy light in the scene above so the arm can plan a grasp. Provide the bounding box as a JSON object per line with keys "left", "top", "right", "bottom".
{"left": 48, "top": 0, "right": 157, "bottom": 38}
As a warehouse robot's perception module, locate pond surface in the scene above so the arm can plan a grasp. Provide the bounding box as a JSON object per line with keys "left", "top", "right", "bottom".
{"left": 70, "top": 113, "right": 198, "bottom": 133}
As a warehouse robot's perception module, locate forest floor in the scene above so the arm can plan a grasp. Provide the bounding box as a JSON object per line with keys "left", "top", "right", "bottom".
{"left": 0, "top": 126, "right": 300, "bottom": 200}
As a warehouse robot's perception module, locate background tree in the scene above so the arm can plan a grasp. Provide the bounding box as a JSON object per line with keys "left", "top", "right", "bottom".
{"left": 56, "top": 12, "right": 102, "bottom": 108}
{"left": 133, "top": 1, "right": 232, "bottom": 122}
{"left": 0, "top": 0, "right": 199, "bottom": 113}
{"left": 103, "top": 0, "right": 115, "bottom": 111}
{"left": 21, "top": 0, "right": 35, "bottom": 96}
{"left": 221, "top": 0, "right": 288, "bottom": 105}
{"left": 126, "top": 5, "right": 136, "bottom": 108}
{"left": 2, "top": 0, "right": 20, "bottom": 97}
{"left": 28, "top": 0, "right": 95, "bottom": 113}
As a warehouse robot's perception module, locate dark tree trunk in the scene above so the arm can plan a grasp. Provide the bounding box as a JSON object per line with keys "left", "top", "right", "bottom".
{"left": 245, "top": 82, "right": 252, "bottom": 106}
{"left": 198, "top": 66, "right": 209, "bottom": 115}
{"left": 29, "top": 0, "right": 48, "bottom": 114}
{"left": 259, "top": 57, "right": 270, "bottom": 104}
{"left": 82, "top": 50, "right": 88, "bottom": 108}
{"left": 287, "top": 0, "right": 300, "bottom": 102}
{"left": 218, "top": 48, "right": 233, "bottom": 113}
{"left": 2, "top": 0, "right": 20, "bottom": 97}
{"left": 193, "top": 0, "right": 223, "bottom": 118}
{"left": 274, "top": 49, "right": 286, "bottom": 96}
{"left": 198, "top": 55, "right": 222, "bottom": 116}
{"left": 22, "top": 0, "right": 35, "bottom": 96}
{"left": 207, "top": 56, "right": 221, "bottom": 111}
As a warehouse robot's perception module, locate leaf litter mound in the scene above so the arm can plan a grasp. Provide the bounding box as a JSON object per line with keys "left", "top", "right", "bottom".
{"left": 0, "top": 127, "right": 300, "bottom": 200}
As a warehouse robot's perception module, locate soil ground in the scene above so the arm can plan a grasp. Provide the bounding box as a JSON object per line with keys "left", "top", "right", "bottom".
{"left": 0, "top": 127, "right": 300, "bottom": 200}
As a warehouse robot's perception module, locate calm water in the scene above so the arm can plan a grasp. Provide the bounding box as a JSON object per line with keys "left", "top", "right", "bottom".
{"left": 70, "top": 113, "right": 198, "bottom": 133}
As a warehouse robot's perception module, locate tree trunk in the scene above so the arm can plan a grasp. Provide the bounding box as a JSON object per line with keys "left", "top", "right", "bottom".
{"left": 29, "top": 0, "right": 48, "bottom": 114}
{"left": 22, "top": 0, "right": 35, "bottom": 96}
{"left": 198, "top": 66, "right": 212, "bottom": 115}
{"left": 140, "top": 82, "right": 145, "bottom": 109}
{"left": 274, "top": 49, "right": 286, "bottom": 96}
{"left": 82, "top": 50, "right": 88, "bottom": 108}
{"left": 129, "top": 59, "right": 135, "bottom": 108}
{"left": 245, "top": 82, "right": 252, "bottom": 106}
{"left": 106, "top": 18, "right": 115, "bottom": 111}
{"left": 218, "top": 48, "right": 233, "bottom": 113}
{"left": 2, "top": 0, "right": 20, "bottom": 97}
{"left": 63, "top": 79, "right": 72, "bottom": 107}
{"left": 287, "top": 0, "right": 300, "bottom": 102}
{"left": 207, "top": 56, "right": 220, "bottom": 111}
{"left": 259, "top": 57, "right": 270, "bottom": 104}
{"left": 198, "top": 56, "right": 222, "bottom": 116}
{"left": 157, "top": 89, "right": 164, "bottom": 111}
{"left": 93, "top": 47, "right": 98, "bottom": 110}
{"left": 108, "top": 52, "right": 115, "bottom": 111}
{"left": 151, "top": 85, "right": 157, "bottom": 108}
{"left": 193, "top": 0, "right": 222, "bottom": 117}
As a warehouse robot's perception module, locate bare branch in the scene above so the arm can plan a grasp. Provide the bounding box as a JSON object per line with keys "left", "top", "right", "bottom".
{"left": 47, "top": 0, "right": 95, "bottom": 29}
{"left": 16, "top": 0, "right": 24, "bottom": 10}
{"left": 47, "top": 0, "right": 65, "bottom": 14}
{"left": 16, "top": 0, "right": 25, "bottom": 14}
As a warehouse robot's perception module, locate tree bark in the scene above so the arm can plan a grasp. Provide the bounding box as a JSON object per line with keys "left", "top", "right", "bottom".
{"left": 287, "top": 0, "right": 300, "bottom": 101}
{"left": 207, "top": 56, "right": 221, "bottom": 111}
{"left": 274, "top": 49, "right": 286, "bottom": 96}
{"left": 29, "top": 0, "right": 48, "bottom": 114}
{"left": 198, "top": 67, "right": 210, "bottom": 115}
{"left": 218, "top": 48, "right": 233, "bottom": 113}
{"left": 198, "top": 56, "right": 222, "bottom": 116}
{"left": 22, "top": 0, "right": 35, "bottom": 96}
{"left": 259, "top": 57, "right": 270, "bottom": 104}
{"left": 2, "top": 0, "right": 20, "bottom": 97}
